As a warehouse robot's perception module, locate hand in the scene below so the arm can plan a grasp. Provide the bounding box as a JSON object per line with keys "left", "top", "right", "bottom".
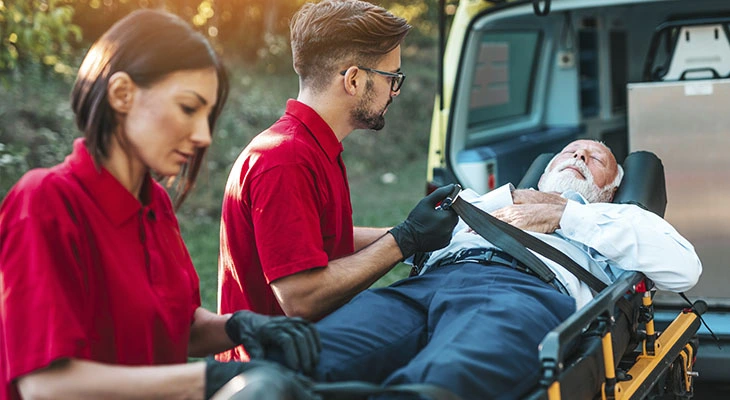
{"left": 225, "top": 311, "right": 321, "bottom": 375}
{"left": 389, "top": 184, "right": 459, "bottom": 258}
{"left": 512, "top": 189, "right": 567, "bottom": 206}
{"left": 491, "top": 203, "right": 565, "bottom": 233}
{"left": 205, "top": 358, "right": 321, "bottom": 400}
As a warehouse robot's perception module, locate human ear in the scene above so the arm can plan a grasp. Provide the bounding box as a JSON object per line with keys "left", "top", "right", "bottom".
{"left": 341, "top": 66, "right": 360, "bottom": 96}
{"left": 107, "top": 72, "right": 136, "bottom": 113}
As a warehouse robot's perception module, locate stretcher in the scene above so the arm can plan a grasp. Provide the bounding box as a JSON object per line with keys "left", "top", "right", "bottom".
{"left": 217, "top": 151, "right": 707, "bottom": 400}
{"left": 520, "top": 150, "right": 707, "bottom": 400}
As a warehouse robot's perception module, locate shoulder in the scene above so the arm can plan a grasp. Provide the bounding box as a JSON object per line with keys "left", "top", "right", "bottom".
{"left": 254, "top": 118, "right": 317, "bottom": 152}
{"left": 239, "top": 124, "right": 319, "bottom": 172}
{"left": 3, "top": 166, "right": 74, "bottom": 208}
{"left": 1, "top": 165, "right": 80, "bottom": 228}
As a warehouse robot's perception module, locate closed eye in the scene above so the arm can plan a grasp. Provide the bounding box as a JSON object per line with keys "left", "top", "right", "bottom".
{"left": 181, "top": 105, "right": 196, "bottom": 115}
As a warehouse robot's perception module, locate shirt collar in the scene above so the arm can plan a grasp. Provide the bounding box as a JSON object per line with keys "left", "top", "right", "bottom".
{"left": 284, "top": 99, "right": 343, "bottom": 162}
{"left": 562, "top": 190, "right": 589, "bottom": 204}
{"left": 66, "top": 138, "right": 160, "bottom": 226}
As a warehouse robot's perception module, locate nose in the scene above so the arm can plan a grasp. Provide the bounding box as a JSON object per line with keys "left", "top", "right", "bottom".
{"left": 191, "top": 118, "right": 212, "bottom": 148}
{"left": 572, "top": 149, "right": 587, "bottom": 162}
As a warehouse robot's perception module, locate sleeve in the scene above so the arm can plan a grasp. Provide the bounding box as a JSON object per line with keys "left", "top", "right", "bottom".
{"left": 249, "top": 164, "right": 330, "bottom": 283}
{"left": 0, "top": 183, "right": 91, "bottom": 383}
{"left": 559, "top": 201, "right": 702, "bottom": 292}
{"left": 470, "top": 183, "right": 515, "bottom": 212}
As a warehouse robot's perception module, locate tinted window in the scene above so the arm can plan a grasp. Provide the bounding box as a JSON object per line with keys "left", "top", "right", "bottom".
{"left": 578, "top": 28, "right": 599, "bottom": 117}
{"left": 467, "top": 31, "right": 541, "bottom": 128}
{"left": 610, "top": 31, "right": 628, "bottom": 113}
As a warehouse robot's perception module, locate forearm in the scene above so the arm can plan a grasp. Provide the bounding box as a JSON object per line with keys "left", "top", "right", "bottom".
{"left": 353, "top": 226, "right": 390, "bottom": 251}
{"left": 17, "top": 359, "right": 206, "bottom": 400}
{"left": 492, "top": 203, "right": 566, "bottom": 233}
{"left": 271, "top": 233, "right": 402, "bottom": 320}
{"left": 512, "top": 188, "right": 567, "bottom": 206}
{"left": 188, "top": 307, "right": 235, "bottom": 358}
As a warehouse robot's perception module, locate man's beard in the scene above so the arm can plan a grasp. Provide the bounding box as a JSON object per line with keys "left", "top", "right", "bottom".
{"left": 538, "top": 158, "right": 614, "bottom": 203}
{"left": 351, "top": 79, "right": 390, "bottom": 131}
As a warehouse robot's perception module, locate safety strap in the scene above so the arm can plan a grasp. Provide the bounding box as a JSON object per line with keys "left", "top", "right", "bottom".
{"left": 312, "top": 381, "right": 463, "bottom": 400}
{"left": 443, "top": 188, "right": 634, "bottom": 319}
{"left": 679, "top": 292, "right": 722, "bottom": 349}
{"left": 448, "top": 195, "right": 607, "bottom": 293}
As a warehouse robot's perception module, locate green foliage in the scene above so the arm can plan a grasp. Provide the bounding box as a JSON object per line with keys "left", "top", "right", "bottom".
{"left": 382, "top": 0, "right": 458, "bottom": 46}
{"left": 0, "top": 52, "right": 436, "bottom": 303}
{"left": 0, "top": 0, "right": 82, "bottom": 75}
{"left": 0, "top": 66, "right": 77, "bottom": 197}
{"left": 10, "top": 0, "right": 450, "bottom": 69}
{"left": 0, "top": 0, "right": 443, "bottom": 306}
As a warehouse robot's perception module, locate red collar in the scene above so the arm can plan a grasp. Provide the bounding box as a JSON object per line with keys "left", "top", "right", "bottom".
{"left": 284, "top": 99, "right": 344, "bottom": 162}
{"left": 66, "top": 138, "right": 163, "bottom": 226}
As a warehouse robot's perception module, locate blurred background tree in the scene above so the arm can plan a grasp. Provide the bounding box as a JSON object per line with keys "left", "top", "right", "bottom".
{"left": 0, "top": 0, "right": 457, "bottom": 309}
{"left": 0, "top": 0, "right": 81, "bottom": 75}
{"left": 1, "top": 0, "right": 457, "bottom": 195}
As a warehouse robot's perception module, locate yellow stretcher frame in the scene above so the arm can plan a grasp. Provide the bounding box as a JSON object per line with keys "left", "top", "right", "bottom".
{"left": 532, "top": 271, "right": 704, "bottom": 400}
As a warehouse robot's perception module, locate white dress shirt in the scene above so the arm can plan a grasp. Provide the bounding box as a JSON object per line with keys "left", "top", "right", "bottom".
{"left": 419, "top": 185, "right": 702, "bottom": 309}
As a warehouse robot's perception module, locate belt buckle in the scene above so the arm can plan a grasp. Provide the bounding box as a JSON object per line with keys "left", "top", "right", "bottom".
{"left": 452, "top": 248, "right": 501, "bottom": 266}
{"left": 483, "top": 249, "right": 495, "bottom": 263}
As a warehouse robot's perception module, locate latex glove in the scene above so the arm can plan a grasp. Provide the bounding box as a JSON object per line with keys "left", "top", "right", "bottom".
{"left": 205, "top": 358, "right": 321, "bottom": 400}
{"left": 225, "top": 311, "right": 321, "bottom": 375}
{"left": 389, "top": 184, "right": 459, "bottom": 259}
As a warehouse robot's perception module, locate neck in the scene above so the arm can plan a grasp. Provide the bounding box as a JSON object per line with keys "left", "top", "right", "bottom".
{"left": 102, "top": 134, "right": 148, "bottom": 201}
{"left": 297, "top": 87, "right": 355, "bottom": 143}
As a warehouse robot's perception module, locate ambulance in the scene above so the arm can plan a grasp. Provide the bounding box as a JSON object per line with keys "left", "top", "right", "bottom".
{"left": 426, "top": 0, "right": 730, "bottom": 395}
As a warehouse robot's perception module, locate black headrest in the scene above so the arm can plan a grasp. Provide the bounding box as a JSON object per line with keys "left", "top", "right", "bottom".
{"left": 516, "top": 151, "right": 667, "bottom": 217}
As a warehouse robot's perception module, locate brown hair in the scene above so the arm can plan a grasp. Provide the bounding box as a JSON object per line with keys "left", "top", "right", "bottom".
{"left": 71, "top": 9, "right": 229, "bottom": 208}
{"left": 290, "top": 0, "right": 411, "bottom": 92}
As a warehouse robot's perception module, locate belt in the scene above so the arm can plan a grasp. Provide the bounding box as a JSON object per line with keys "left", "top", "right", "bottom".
{"left": 433, "top": 248, "right": 569, "bottom": 294}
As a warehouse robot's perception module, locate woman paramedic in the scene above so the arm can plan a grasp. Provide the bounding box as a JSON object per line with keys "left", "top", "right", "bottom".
{"left": 0, "top": 9, "right": 320, "bottom": 400}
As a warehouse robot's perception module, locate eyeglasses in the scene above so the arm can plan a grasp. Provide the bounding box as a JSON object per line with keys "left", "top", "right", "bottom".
{"left": 340, "top": 66, "right": 406, "bottom": 92}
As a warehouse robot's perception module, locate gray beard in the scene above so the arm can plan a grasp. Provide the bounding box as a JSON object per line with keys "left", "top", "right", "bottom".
{"left": 538, "top": 159, "right": 614, "bottom": 203}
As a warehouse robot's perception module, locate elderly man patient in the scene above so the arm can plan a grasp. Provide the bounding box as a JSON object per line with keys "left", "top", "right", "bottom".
{"left": 313, "top": 140, "right": 702, "bottom": 399}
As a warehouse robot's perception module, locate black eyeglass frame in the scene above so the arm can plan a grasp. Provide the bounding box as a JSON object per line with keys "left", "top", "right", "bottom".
{"left": 339, "top": 66, "right": 406, "bottom": 92}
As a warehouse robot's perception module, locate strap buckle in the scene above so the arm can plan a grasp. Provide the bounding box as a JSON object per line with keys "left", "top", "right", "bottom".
{"left": 437, "top": 184, "right": 463, "bottom": 210}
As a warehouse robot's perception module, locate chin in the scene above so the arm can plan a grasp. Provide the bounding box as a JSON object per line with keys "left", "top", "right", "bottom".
{"left": 154, "top": 165, "right": 183, "bottom": 177}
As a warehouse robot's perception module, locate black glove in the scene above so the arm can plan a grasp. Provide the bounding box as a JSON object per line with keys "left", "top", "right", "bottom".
{"left": 205, "top": 358, "right": 321, "bottom": 400}
{"left": 225, "top": 311, "right": 321, "bottom": 375}
{"left": 389, "top": 184, "right": 459, "bottom": 259}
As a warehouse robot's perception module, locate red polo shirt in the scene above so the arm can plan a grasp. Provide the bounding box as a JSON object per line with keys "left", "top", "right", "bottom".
{"left": 0, "top": 139, "right": 200, "bottom": 400}
{"left": 218, "top": 99, "right": 354, "bottom": 360}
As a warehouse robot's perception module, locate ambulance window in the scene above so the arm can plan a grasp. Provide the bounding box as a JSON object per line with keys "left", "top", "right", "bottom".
{"left": 610, "top": 31, "right": 628, "bottom": 113}
{"left": 467, "top": 31, "right": 541, "bottom": 128}
{"left": 579, "top": 26, "right": 599, "bottom": 117}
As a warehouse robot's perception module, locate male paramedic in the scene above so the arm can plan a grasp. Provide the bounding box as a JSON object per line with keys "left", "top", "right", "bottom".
{"left": 312, "top": 139, "right": 703, "bottom": 399}
{"left": 217, "top": 0, "right": 459, "bottom": 362}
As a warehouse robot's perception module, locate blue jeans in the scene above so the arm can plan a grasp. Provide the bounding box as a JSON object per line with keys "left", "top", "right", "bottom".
{"left": 314, "top": 262, "right": 576, "bottom": 399}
